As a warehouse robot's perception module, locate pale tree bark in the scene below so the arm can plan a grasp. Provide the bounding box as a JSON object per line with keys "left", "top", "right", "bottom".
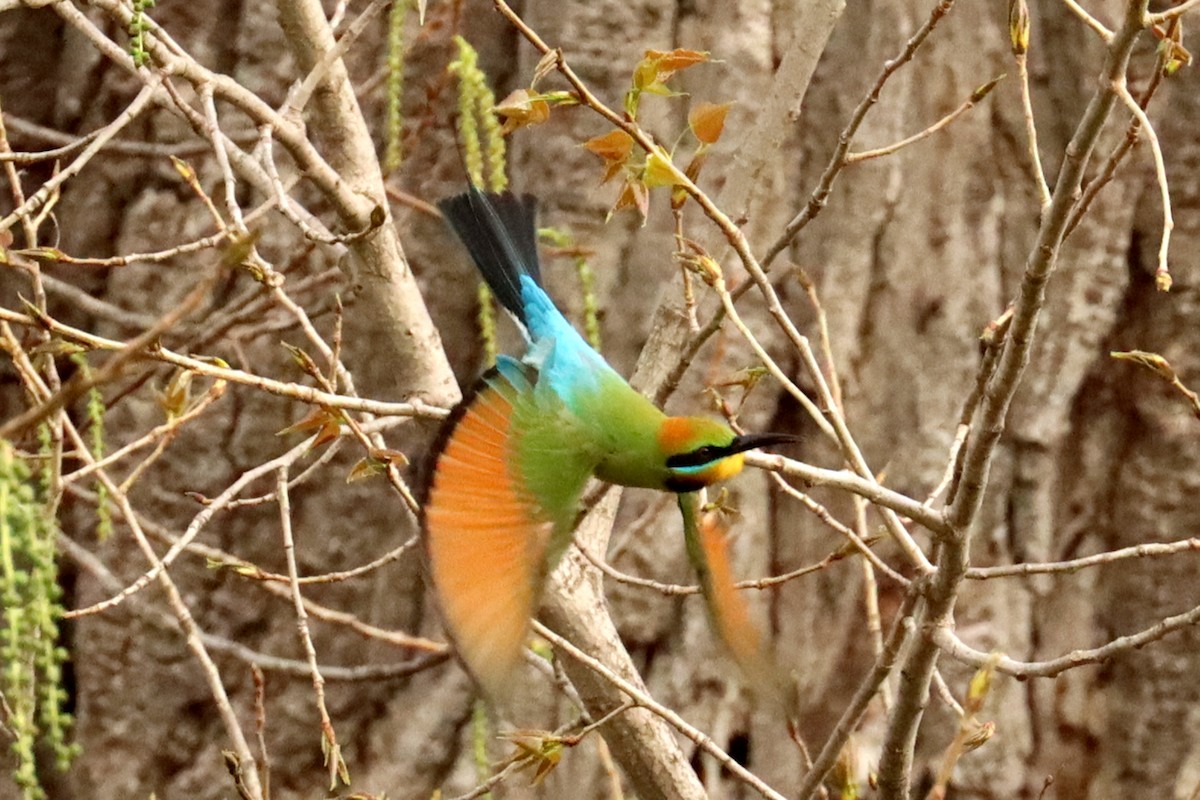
{"left": 2, "top": 0, "right": 1199, "bottom": 799}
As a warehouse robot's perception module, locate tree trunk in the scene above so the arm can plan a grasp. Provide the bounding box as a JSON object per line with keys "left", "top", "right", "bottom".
{"left": 1, "top": 0, "right": 1198, "bottom": 798}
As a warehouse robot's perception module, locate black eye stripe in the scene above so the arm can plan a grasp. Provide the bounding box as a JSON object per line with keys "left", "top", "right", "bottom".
{"left": 666, "top": 445, "right": 730, "bottom": 469}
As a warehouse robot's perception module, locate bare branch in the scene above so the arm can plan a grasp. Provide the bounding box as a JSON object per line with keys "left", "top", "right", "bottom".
{"left": 1146, "top": 0, "right": 1200, "bottom": 24}
{"left": 967, "top": 537, "right": 1200, "bottom": 579}
{"left": 1061, "top": 0, "right": 1115, "bottom": 40}
{"left": 762, "top": 0, "right": 961, "bottom": 265}
{"left": 277, "top": 469, "right": 347, "bottom": 789}
{"left": 532, "top": 621, "right": 788, "bottom": 800}
{"left": 1114, "top": 78, "right": 1173, "bottom": 290}
{"left": 0, "top": 306, "right": 448, "bottom": 420}
{"left": 844, "top": 74, "right": 1004, "bottom": 164}
{"left": 798, "top": 592, "right": 919, "bottom": 799}
{"left": 933, "top": 600, "right": 1200, "bottom": 678}
{"left": 877, "top": 3, "right": 1152, "bottom": 794}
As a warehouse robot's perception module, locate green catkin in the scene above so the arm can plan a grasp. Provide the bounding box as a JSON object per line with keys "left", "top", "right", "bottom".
{"left": 383, "top": 0, "right": 408, "bottom": 174}
{"left": 70, "top": 355, "right": 111, "bottom": 540}
{"left": 1, "top": 440, "right": 78, "bottom": 800}
{"left": 449, "top": 36, "right": 512, "bottom": 365}
{"left": 128, "top": 0, "right": 156, "bottom": 66}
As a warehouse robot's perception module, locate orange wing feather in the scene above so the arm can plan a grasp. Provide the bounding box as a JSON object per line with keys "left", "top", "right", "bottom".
{"left": 697, "top": 511, "right": 763, "bottom": 667}
{"left": 423, "top": 378, "right": 553, "bottom": 698}
{"left": 684, "top": 498, "right": 787, "bottom": 702}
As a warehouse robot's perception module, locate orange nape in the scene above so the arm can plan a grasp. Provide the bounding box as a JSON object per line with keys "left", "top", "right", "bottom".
{"left": 658, "top": 416, "right": 701, "bottom": 455}
{"left": 423, "top": 380, "right": 553, "bottom": 698}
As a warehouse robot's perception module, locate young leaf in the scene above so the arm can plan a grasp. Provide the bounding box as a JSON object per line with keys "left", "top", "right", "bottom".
{"left": 494, "top": 89, "right": 551, "bottom": 135}
{"left": 347, "top": 458, "right": 385, "bottom": 483}
{"left": 158, "top": 368, "right": 194, "bottom": 420}
{"left": 646, "top": 48, "right": 710, "bottom": 77}
{"left": 278, "top": 407, "right": 344, "bottom": 449}
{"left": 688, "top": 101, "right": 732, "bottom": 145}
{"left": 642, "top": 150, "right": 681, "bottom": 188}
{"left": 583, "top": 129, "right": 634, "bottom": 184}
{"left": 609, "top": 178, "right": 650, "bottom": 224}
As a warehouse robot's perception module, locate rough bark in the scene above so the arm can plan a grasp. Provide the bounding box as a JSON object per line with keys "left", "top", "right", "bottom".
{"left": 2, "top": 0, "right": 1199, "bottom": 799}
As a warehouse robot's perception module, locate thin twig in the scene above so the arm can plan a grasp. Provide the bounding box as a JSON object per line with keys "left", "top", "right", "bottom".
{"left": 797, "top": 591, "right": 919, "bottom": 800}
{"left": 1145, "top": 0, "right": 1200, "bottom": 24}
{"left": 762, "top": 0, "right": 960, "bottom": 266}
{"left": 0, "top": 258, "right": 224, "bottom": 439}
{"left": 277, "top": 469, "right": 347, "bottom": 790}
{"left": 967, "top": 537, "right": 1200, "bottom": 579}
{"left": 933, "top": 599, "right": 1200, "bottom": 678}
{"left": 1015, "top": 52, "right": 1051, "bottom": 210}
{"left": 879, "top": 6, "right": 1151, "bottom": 791}
{"left": 845, "top": 75, "right": 1004, "bottom": 164}
{"left": 1061, "top": 0, "right": 1114, "bottom": 40}
{"left": 531, "top": 621, "right": 788, "bottom": 800}
{"left": 0, "top": 80, "right": 161, "bottom": 230}
{"left": 0, "top": 306, "right": 447, "bottom": 420}
{"left": 1114, "top": 78, "right": 1173, "bottom": 290}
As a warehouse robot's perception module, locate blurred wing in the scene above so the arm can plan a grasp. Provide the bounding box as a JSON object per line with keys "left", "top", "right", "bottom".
{"left": 679, "top": 494, "right": 782, "bottom": 696}
{"left": 422, "top": 362, "right": 597, "bottom": 698}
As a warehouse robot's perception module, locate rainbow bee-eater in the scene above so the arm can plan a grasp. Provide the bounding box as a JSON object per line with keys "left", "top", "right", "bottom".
{"left": 422, "top": 186, "right": 798, "bottom": 698}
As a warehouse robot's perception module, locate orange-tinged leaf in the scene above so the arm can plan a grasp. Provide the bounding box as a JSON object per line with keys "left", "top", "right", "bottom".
{"left": 369, "top": 447, "right": 409, "bottom": 467}
{"left": 689, "top": 101, "right": 731, "bottom": 145}
{"left": 628, "top": 48, "right": 709, "bottom": 117}
{"left": 312, "top": 418, "right": 342, "bottom": 448}
{"left": 583, "top": 129, "right": 634, "bottom": 184}
{"left": 610, "top": 178, "right": 649, "bottom": 224}
{"left": 347, "top": 448, "right": 408, "bottom": 482}
{"left": 583, "top": 129, "right": 634, "bottom": 162}
{"left": 645, "top": 48, "right": 710, "bottom": 76}
{"left": 347, "top": 457, "right": 385, "bottom": 483}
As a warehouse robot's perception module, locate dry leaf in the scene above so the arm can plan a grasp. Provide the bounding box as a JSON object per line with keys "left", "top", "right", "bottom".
{"left": 610, "top": 178, "right": 649, "bottom": 224}
{"left": 495, "top": 89, "right": 551, "bottom": 135}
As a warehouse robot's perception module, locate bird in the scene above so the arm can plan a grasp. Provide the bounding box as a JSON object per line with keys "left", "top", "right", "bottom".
{"left": 421, "top": 185, "right": 800, "bottom": 699}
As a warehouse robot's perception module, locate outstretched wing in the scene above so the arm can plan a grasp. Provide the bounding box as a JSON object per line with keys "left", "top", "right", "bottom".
{"left": 678, "top": 493, "right": 788, "bottom": 703}
{"left": 421, "top": 360, "right": 598, "bottom": 698}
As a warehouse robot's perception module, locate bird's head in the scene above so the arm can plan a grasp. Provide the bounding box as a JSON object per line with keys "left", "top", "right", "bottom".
{"left": 658, "top": 416, "right": 801, "bottom": 493}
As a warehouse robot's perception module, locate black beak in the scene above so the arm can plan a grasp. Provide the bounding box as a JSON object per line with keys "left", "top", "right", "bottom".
{"left": 727, "top": 432, "right": 804, "bottom": 456}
